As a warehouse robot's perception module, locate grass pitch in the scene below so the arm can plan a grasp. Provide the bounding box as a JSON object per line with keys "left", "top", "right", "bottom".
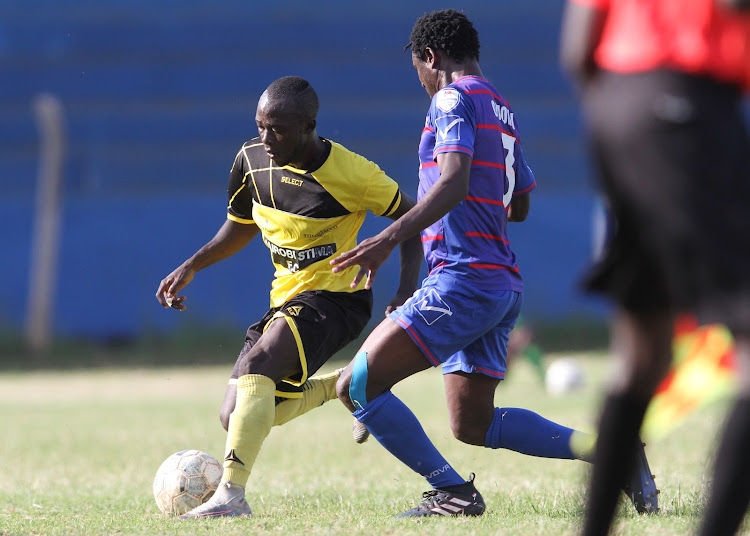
{"left": 0, "top": 353, "right": 736, "bottom": 535}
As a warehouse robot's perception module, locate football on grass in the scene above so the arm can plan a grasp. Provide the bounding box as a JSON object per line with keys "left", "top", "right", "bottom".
{"left": 153, "top": 449, "right": 223, "bottom": 516}
{"left": 545, "top": 357, "right": 585, "bottom": 396}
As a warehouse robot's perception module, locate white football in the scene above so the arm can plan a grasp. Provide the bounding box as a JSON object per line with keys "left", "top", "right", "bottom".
{"left": 153, "top": 449, "right": 223, "bottom": 516}
{"left": 545, "top": 357, "right": 585, "bottom": 396}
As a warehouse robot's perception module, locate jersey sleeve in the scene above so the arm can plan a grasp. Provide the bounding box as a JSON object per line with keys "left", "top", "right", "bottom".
{"left": 514, "top": 145, "right": 537, "bottom": 196}
{"left": 359, "top": 164, "right": 401, "bottom": 217}
{"left": 319, "top": 142, "right": 401, "bottom": 217}
{"left": 226, "top": 146, "right": 255, "bottom": 224}
{"left": 431, "top": 87, "right": 476, "bottom": 159}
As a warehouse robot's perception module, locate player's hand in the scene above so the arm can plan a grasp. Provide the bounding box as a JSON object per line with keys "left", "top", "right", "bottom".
{"left": 330, "top": 233, "right": 396, "bottom": 290}
{"left": 384, "top": 290, "right": 412, "bottom": 316}
{"left": 155, "top": 265, "right": 194, "bottom": 311}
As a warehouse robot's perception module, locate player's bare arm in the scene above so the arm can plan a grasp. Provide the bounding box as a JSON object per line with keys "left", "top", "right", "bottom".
{"left": 330, "top": 151, "right": 470, "bottom": 289}
{"left": 508, "top": 193, "right": 530, "bottom": 222}
{"left": 383, "top": 192, "right": 423, "bottom": 315}
{"left": 156, "top": 220, "right": 260, "bottom": 310}
{"left": 559, "top": 1, "right": 606, "bottom": 85}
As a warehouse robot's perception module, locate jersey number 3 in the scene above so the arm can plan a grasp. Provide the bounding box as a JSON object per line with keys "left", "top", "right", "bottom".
{"left": 501, "top": 132, "right": 516, "bottom": 207}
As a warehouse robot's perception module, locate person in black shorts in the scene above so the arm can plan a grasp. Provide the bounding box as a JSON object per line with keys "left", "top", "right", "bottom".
{"left": 155, "top": 76, "right": 422, "bottom": 519}
{"left": 561, "top": 0, "right": 750, "bottom": 533}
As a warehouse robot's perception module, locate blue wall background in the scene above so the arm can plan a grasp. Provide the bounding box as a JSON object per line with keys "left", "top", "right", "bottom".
{"left": 0, "top": 0, "right": 608, "bottom": 341}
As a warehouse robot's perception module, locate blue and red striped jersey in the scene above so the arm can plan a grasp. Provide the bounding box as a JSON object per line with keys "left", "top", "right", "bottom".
{"left": 418, "top": 75, "right": 536, "bottom": 291}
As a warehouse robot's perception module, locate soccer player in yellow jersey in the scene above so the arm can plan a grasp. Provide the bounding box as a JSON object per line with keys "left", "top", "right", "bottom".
{"left": 155, "top": 76, "right": 422, "bottom": 518}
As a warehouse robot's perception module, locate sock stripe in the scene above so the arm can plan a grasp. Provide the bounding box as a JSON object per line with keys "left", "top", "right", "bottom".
{"left": 237, "top": 374, "right": 277, "bottom": 393}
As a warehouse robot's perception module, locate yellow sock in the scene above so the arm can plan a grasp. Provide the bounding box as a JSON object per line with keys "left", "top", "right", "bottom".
{"left": 222, "top": 374, "right": 276, "bottom": 487}
{"left": 570, "top": 430, "right": 597, "bottom": 462}
{"left": 273, "top": 369, "right": 341, "bottom": 427}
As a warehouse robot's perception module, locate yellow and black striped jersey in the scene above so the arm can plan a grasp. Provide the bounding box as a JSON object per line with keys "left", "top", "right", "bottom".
{"left": 227, "top": 137, "right": 401, "bottom": 308}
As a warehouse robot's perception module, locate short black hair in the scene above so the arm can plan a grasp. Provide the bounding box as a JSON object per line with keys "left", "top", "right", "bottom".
{"left": 407, "top": 9, "right": 480, "bottom": 63}
{"left": 264, "top": 76, "right": 319, "bottom": 120}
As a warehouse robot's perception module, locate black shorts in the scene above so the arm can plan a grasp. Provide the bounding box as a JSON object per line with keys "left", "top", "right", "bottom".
{"left": 583, "top": 69, "right": 750, "bottom": 333}
{"left": 230, "top": 289, "right": 372, "bottom": 398}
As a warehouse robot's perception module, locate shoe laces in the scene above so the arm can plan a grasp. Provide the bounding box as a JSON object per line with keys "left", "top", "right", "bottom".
{"left": 415, "top": 489, "right": 448, "bottom": 511}
{"left": 419, "top": 473, "right": 477, "bottom": 504}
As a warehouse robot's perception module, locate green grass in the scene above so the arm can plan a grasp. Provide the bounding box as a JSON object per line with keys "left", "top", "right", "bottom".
{"left": 0, "top": 353, "right": 737, "bottom": 535}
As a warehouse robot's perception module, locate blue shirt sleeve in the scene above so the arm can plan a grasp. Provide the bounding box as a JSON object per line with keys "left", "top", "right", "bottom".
{"left": 514, "top": 145, "right": 536, "bottom": 195}
{"left": 431, "top": 87, "right": 476, "bottom": 159}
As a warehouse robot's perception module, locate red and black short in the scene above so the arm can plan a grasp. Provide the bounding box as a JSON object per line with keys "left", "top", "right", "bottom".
{"left": 230, "top": 289, "right": 372, "bottom": 399}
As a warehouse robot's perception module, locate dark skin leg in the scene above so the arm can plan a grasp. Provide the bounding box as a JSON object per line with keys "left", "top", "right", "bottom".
{"left": 219, "top": 385, "right": 236, "bottom": 431}
{"left": 443, "top": 372, "right": 499, "bottom": 446}
{"left": 336, "top": 317, "right": 430, "bottom": 411}
{"left": 336, "top": 317, "right": 498, "bottom": 447}
{"left": 735, "top": 336, "right": 750, "bottom": 397}
{"left": 219, "top": 318, "right": 302, "bottom": 431}
{"left": 697, "top": 334, "right": 750, "bottom": 536}
{"left": 609, "top": 308, "right": 673, "bottom": 398}
{"left": 583, "top": 308, "right": 674, "bottom": 536}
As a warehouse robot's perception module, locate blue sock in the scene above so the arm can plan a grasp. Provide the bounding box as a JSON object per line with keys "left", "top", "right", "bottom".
{"left": 484, "top": 407, "right": 577, "bottom": 459}
{"left": 353, "top": 391, "right": 465, "bottom": 489}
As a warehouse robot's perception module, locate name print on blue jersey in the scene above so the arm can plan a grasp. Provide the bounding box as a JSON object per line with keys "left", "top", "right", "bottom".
{"left": 491, "top": 100, "right": 515, "bottom": 129}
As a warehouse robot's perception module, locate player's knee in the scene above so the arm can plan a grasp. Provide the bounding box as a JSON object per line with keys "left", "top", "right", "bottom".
{"left": 336, "top": 368, "right": 353, "bottom": 405}
{"left": 235, "top": 346, "right": 285, "bottom": 379}
{"left": 236, "top": 353, "right": 264, "bottom": 377}
{"left": 337, "top": 350, "right": 371, "bottom": 412}
{"left": 449, "top": 415, "right": 487, "bottom": 446}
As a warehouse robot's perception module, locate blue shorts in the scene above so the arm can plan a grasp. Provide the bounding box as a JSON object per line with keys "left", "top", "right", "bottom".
{"left": 388, "top": 272, "right": 522, "bottom": 379}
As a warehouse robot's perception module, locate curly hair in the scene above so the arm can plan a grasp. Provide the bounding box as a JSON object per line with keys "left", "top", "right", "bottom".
{"left": 264, "top": 76, "right": 319, "bottom": 120}
{"left": 407, "top": 9, "right": 480, "bottom": 63}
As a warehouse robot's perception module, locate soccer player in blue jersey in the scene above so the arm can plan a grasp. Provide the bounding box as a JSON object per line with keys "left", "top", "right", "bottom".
{"left": 332, "top": 9, "right": 657, "bottom": 517}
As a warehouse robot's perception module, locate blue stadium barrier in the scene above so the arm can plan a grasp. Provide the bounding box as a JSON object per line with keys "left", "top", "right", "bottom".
{"left": 0, "top": 0, "right": 610, "bottom": 339}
